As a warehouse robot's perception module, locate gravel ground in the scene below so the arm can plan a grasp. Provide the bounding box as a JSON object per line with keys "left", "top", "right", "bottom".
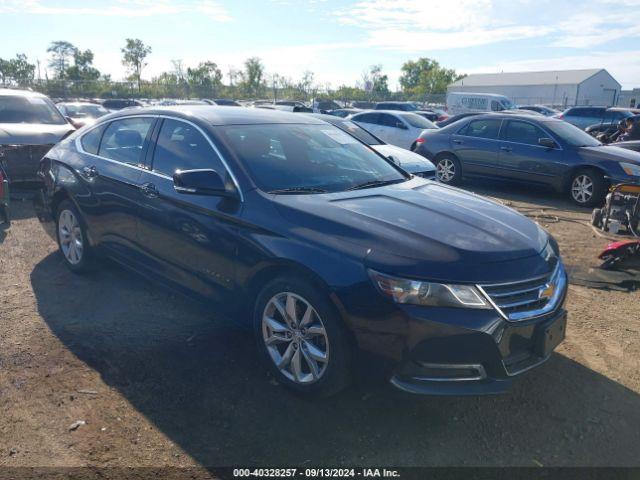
{"left": 0, "top": 181, "right": 639, "bottom": 471}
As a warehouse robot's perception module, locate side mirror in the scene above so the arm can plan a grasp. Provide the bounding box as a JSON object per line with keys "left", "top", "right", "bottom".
{"left": 173, "top": 169, "right": 237, "bottom": 198}
{"left": 538, "top": 137, "right": 558, "bottom": 149}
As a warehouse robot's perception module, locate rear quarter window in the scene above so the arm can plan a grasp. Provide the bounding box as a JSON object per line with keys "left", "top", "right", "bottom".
{"left": 80, "top": 124, "right": 107, "bottom": 155}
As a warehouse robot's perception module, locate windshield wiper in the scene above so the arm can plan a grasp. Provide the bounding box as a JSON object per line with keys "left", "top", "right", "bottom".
{"left": 267, "top": 186, "right": 328, "bottom": 194}
{"left": 346, "top": 178, "right": 405, "bottom": 191}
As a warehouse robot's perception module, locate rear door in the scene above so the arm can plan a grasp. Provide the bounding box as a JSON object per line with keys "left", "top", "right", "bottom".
{"left": 376, "top": 113, "right": 408, "bottom": 147}
{"left": 352, "top": 112, "right": 383, "bottom": 138}
{"left": 78, "top": 116, "right": 156, "bottom": 260}
{"left": 135, "top": 117, "right": 241, "bottom": 303}
{"left": 497, "top": 119, "right": 565, "bottom": 185}
{"left": 450, "top": 118, "right": 503, "bottom": 176}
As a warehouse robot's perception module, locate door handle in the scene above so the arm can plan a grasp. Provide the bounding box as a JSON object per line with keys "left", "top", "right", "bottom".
{"left": 500, "top": 146, "right": 512, "bottom": 152}
{"left": 81, "top": 165, "right": 98, "bottom": 179}
{"left": 139, "top": 182, "right": 159, "bottom": 198}
{"left": 453, "top": 139, "right": 463, "bottom": 144}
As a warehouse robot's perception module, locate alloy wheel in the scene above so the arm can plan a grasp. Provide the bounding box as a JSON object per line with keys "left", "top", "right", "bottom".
{"left": 437, "top": 158, "right": 455, "bottom": 182}
{"left": 571, "top": 174, "right": 594, "bottom": 204}
{"left": 58, "top": 209, "right": 84, "bottom": 265}
{"left": 262, "top": 292, "right": 329, "bottom": 384}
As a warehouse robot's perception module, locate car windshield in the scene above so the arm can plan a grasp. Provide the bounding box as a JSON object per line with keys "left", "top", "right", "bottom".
{"left": 545, "top": 120, "right": 602, "bottom": 147}
{"left": 62, "top": 104, "right": 109, "bottom": 118}
{"left": 399, "top": 113, "right": 437, "bottom": 129}
{"left": 334, "top": 120, "right": 383, "bottom": 145}
{"left": 0, "top": 95, "right": 67, "bottom": 125}
{"left": 219, "top": 123, "right": 406, "bottom": 193}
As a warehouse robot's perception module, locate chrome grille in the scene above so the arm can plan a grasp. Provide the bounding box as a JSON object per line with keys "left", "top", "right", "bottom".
{"left": 478, "top": 262, "right": 566, "bottom": 321}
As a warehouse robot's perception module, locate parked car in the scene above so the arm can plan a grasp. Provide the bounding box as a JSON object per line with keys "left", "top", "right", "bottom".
{"left": 0, "top": 162, "right": 9, "bottom": 226}
{"left": 583, "top": 109, "right": 640, "bottom": 137}
{"left": 557, "top": 107, "right": 636, "bottom": 131}
{"left": 350, "top": 110, "right": 438, "bottom": 150}
{"left": 375, "top": 101, "right": 439, "bottom": 122}
{"left": 518, "top": 105, "right": 561, "bottom": 117}
{"left": 35, "top": 106, "right": 568, "bottom": 397}
{"left": 0, "top": 88, "right": 75, "bottom": 182}
{"left": 414, "top": 113, "right": 640, "bottom": 206}
{"left": 351, "top": 101, "right": 376, "bottom": 109}
{"left": 312, "top": 99, "right": 341, "bottom": 113}
{"left": 327, "top": 108, "right": 361, "bottom": 118}
{"left": 435, "top": 112, "right": 482, "bottom": 128}
{"left": 56, "top": 102, "right": 109, "bottom": 128}
{"left": 202, "top": 99, "right": 241, "bottom": 106}
{"left": 101, "top": 99, "right": 144, "bottom": 111}
{"left": 446, "top": 92, "right": 516, "bottom": 115}
{"left": 611, "top": 140, "right": 640, "bottom": 153}
{"left": 310, "top": 113, "right": 435, "bottom": 178}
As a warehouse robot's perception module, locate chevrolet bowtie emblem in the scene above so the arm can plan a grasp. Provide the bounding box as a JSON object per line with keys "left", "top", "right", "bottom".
{"left": 539, "top": 283, "right": 555, "bottom": 300}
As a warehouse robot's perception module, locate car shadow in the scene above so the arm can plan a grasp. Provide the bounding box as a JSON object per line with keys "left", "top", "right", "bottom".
{"left": 457, "top": 178, "right": 593, "bottom": 214}
{"left": 8, "top": 184, "right": 41, "bottom": 221}
{"left": 30, "top": 253, "right": 640, "bottom": 467}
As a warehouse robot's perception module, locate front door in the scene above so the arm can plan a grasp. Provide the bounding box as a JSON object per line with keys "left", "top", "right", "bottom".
{"left": 136, "top": 117, "right": 242, "bottom": 304}
{"left": 497, "top": 120, "right": 566, "bottom": 185}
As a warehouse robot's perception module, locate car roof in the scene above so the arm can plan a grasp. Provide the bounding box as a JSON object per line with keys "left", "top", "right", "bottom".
{"left": 105, "top": 105, "right": 326, "bottom": 126}
{"left": 466, "top": 113, "right": 560, "bottom": 123}
{"left": 0, "top": 88, "right": 48, "bottom": 98}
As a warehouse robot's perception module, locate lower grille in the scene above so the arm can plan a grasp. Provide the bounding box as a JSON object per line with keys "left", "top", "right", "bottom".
{"left": 478, "top": 261, "right": 566, "bottom": 321}
{"left": 1, "top": 144, "right": 53, "bottom": 181}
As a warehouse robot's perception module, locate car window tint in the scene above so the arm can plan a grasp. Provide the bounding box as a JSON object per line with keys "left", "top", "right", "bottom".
{"left": 504, "top": 121, "right": 547, "bottom": 146}
{"left": 152, "top": 118, "right": 225, "bottom": 176}
{"left": 98, "top": 117, "right": 154, "bottom": 165}
{"left": 354, "top": 113, "right": 379, "bottom": 125}
{"left": 378, "top": 113, "right": 399, "bottom": 127}
{"left": 463, "top": 119, "right": 501, "bottom": 139}
{"left": 80, "top": 123, "right": 107, "bottom": 155}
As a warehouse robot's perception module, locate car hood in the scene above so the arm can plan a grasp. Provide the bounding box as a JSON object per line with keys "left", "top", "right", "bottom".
{"left": 272, "top": 178, "right": 550, "bottom": 283}
{"left": 372, "top": 144, "right": 435, "bottom": 173}
{"left": 581, "top": 145, "right": 640, "bottom": 165}
{"left": 0, "top": 123, "right": 74, "bottom": 145}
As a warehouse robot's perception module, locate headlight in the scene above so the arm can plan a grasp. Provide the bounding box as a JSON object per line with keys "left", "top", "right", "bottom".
{"left": 621, "top": 162, "right": 640, "bottom": 177}
{"left": 369, "top": 270, "right": 491, "bottom": 309}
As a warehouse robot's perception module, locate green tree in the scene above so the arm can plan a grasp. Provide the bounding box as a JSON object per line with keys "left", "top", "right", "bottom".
{"left": 121, "top": 38, "right": 152, "bottom": 91}
{"left": 0, "top": 54, "right": 35, "bottom": 85}
{"left": 67, "top": 49, "right": 100, "bottom": 81}
{"left": 47, "top": 41, "right": 76, "bottom": 79}
{"left": 240, "top": 57, "right": 264, "bottom": 96}
{"left": 186, "top": 61, "right": 223, "bottom": 96}
{"left": 399, "top": 57, "right": 463, "bottom": 97}
{"left": 369, "top": 65, "right": 389, "bottom": 99}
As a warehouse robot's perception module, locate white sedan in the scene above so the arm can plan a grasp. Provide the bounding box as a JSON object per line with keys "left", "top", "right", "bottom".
{"left": 349, "top": 110, "right": 438, "bottom": 150}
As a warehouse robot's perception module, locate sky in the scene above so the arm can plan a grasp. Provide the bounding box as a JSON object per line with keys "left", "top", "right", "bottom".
{"left": 1, "top": 0, "right": 639, "bottom": 90}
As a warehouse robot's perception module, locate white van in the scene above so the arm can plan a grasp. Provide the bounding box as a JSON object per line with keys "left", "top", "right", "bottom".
{"left": 446, "top": 92, "right": 516, "bottom": 115}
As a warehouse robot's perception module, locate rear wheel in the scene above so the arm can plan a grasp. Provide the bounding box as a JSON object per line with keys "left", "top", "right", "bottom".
{"left": 569, "top": 169, "right": 607, "bottom": 207}
{"left": 435, "top": 155, "right": 462, "bottom": 185}
{"left": 56, "top": 200, "right": 94, "bottom": 273}
{"left": 253, "top": 275, "right": 351, "bottom": 397}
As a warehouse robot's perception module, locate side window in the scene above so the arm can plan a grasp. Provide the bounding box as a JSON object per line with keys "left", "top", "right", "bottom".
{"left": 491, "top": 100, "right": 503, "bottom": 111}
{"left": 463, "top": 119, "right": 502, "bottom": 140}
{"left": 80, "top": 123, "right": 107, "bottom": 155}
{"left": 152, "top": 118, "right": 225, "bottom": 177}
{"left": 354, "top": 113, "right": 379, "bottom": 125}
{"left": 378, "top": 113, "right": 399, "bottom": 128}
{"left": 98, "top": 117, "right": 154, "bottom": 165}
{"left": 504, "top": 121, "right": 547, "bottom": 146}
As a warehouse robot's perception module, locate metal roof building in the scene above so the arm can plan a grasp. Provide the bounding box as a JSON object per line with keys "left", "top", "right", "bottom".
{"left": 448, "top": 69, "right": 621, "bottom": 107}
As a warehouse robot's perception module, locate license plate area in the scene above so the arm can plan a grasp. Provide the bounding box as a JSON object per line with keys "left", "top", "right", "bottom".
{"left": 535, "top": 313, "right": 566, "bottom": 357}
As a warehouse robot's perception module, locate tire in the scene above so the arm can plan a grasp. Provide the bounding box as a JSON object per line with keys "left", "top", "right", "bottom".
{"left": 569, "top": 169, "right": 607, "bottom": 207}
{"left": 253, "top": 275, "right": 351, "bottom": 397}
{"left": 435, "top": 155, "right": 462, "bottom": 185}
{"left": 55, "top": 200, "right": 94, "bottom": 273}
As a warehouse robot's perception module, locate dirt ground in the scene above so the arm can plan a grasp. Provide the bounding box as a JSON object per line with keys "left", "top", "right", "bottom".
{"left": 1, "top": 180, "right": 639, "bottom": 471}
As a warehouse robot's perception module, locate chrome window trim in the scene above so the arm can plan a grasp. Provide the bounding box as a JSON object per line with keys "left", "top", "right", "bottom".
{"left": 477, "top": 261, "right": 566, "bottom": 322}
{"left": 75, "top": 113, "right": 244, "bottom": 202}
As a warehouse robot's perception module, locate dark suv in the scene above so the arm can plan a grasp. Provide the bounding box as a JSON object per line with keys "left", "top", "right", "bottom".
{"left": 35, "top": 106, "right": 568, "bottom": 397}
{"left": 558, "top": 106, "right": 636, "bottom": 131}
{"left": 0, "top": 88, "right": 75, "bottom": 182}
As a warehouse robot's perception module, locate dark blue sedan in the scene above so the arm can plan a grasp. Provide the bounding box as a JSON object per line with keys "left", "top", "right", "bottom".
{"left": 414, "top": 114, "right": 640, "bottom": 206}
{"left": 35, "top": 107, "right": 568, "bottom": 397}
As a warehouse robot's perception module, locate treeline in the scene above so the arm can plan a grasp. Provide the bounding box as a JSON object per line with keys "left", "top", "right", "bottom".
{"left": 0, "top": 39, "right": 464, "bottom": 102}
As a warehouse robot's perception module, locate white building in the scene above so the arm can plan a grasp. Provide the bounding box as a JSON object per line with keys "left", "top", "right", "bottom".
{"left": 448, "top": 69, "right": 621, "bottom": 108}
{"left": 617, "top": 88, "right": 640, "bottom": 108}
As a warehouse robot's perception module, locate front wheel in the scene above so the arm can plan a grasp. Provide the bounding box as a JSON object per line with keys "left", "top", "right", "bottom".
{"left": 569, "top": 170, "right": 606, "bottom": 207}
{"left": 253, "top": 275, "right": 351, "bottom": 397}
{"left": 435, "top": 155, "right": 462, "bottom": 185}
